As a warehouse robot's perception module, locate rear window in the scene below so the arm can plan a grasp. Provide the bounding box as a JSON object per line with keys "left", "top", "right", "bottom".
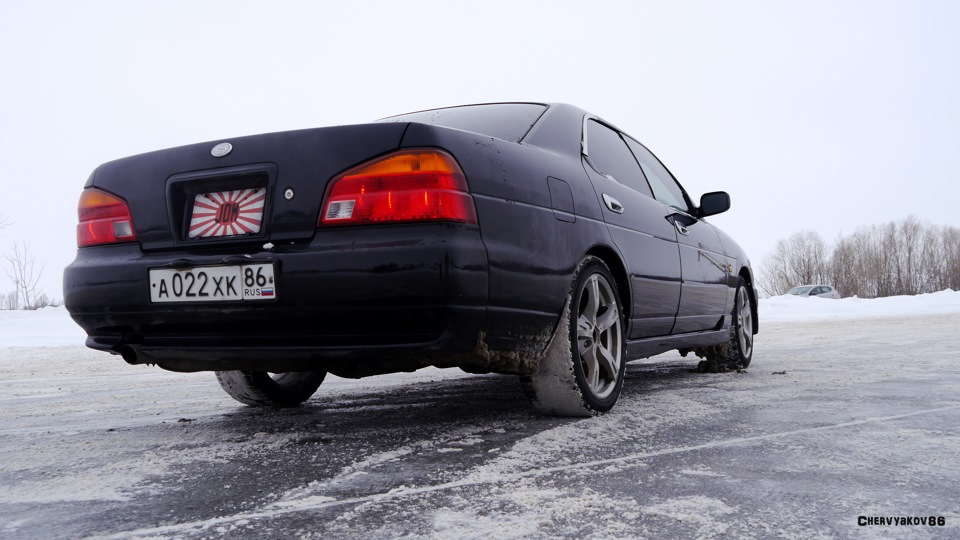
{"left": 379, "top": 103, "right": 547, "bottom": 142}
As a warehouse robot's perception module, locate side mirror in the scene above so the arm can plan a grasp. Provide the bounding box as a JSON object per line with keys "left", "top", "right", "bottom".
{"left": 698, "top": 191, "right": 730, "bottom": 218}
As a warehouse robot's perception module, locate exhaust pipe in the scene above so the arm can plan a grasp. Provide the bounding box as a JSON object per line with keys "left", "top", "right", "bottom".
{"left": 120, "top": 345, "right": 140, "bottom": 365}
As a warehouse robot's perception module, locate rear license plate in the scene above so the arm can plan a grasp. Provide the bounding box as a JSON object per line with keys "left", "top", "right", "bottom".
{"left": 189, "top": 188, "right": 266, "bottom": 238}
{"left": 149, "top": 264, "right": 276, "bottom": 303}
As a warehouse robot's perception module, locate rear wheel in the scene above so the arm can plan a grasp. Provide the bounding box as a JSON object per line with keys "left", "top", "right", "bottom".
{"left": 521, "top": 256, "right": 625, "bottom": 416}
{"left": 215, "top": 371, "right": 326, "bottom": 407}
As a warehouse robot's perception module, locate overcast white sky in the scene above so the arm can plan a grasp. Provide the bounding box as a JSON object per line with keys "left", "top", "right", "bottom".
{"left": 2, "top": 0, "right": 958, "bottom": 300}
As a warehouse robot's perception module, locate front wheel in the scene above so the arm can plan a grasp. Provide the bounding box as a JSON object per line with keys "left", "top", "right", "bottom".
{"left": 521, "top": 256, "right": 625, "bottom": 416}
{"left": 215, "top": 371, "right": 326, "bottom": 407}
{"left": 722, "top": 278, "right": 755, "bottom": 368}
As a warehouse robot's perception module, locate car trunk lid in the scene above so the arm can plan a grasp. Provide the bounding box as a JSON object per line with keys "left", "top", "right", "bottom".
{"left": 86, "top": 123, "right": 408, "bottom": 252}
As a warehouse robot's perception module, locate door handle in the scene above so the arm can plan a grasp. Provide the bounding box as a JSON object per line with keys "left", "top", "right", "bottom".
{"left": 602, "top": 194, "right": 624, "bottom": 214}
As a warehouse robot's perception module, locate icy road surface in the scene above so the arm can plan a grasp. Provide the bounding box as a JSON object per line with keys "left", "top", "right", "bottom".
{"left": 2, "top": 298, "right": 960, "bottom": 539}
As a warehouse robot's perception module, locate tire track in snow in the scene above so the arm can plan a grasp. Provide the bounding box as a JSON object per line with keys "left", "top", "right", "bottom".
{"left": 92, "top": 403, "right": 960, "bottom": 539}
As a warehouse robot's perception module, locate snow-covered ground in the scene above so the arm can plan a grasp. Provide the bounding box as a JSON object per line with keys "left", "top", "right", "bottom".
{"left": 2, "top": 292, "right": 959, "bottom": 539}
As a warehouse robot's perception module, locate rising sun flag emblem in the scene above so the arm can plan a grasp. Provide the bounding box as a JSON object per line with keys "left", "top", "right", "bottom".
{"left": 188, "top": 188, "right": 266, "bottom": 238}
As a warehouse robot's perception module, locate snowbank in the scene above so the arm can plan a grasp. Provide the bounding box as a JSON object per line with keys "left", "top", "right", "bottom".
{"left": 760, "top": 289, "right": 960, "bottom": 322}
{"left": 2, "top": 290, "right": 960, "bottom": 349}
{"left": 0, "top": 306, "right": 86, "bottom": 348}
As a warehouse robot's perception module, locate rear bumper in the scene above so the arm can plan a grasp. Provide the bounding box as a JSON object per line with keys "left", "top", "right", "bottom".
{"left": 63, "top": 223, "right": 489, "bottom": 373}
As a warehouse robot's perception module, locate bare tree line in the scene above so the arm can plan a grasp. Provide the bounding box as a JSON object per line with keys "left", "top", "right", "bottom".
{"left": 0, "top": 213, "right": 57, "bottom": 310}
{"left": 760, "top": 216, "right": 960, "bottom": 298}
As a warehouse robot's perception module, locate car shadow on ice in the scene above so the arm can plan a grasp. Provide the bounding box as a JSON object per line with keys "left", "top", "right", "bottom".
{"left": 624, "top": 356, "right": 732, "bottom": 387}
{"left": 198, "top": 356, "right": 728, "bottom": 436}
{"left": 211, "top": 357, "right": 718, "bottom": 427}
{"left": 209, "top": 372, "right": 544, "bottom": 435}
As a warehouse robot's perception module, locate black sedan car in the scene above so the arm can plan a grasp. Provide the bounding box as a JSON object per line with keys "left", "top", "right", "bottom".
{"left": 64, "top": 102, "right": 757, "bottom": 416}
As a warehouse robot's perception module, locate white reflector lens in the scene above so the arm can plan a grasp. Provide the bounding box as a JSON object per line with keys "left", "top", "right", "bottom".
{"left": 113, "top": 221, "right": 133, "bottom": 238}
{"left": 325, "top": 200, "right": 355, "bottom": 220}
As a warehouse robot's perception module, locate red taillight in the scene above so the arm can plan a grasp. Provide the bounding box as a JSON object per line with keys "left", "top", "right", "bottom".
{"left": 77, "top": 188, "right": 138, "bottom": 247}
{"left": 319, "top": 150, "right": 478, "bottom": 226}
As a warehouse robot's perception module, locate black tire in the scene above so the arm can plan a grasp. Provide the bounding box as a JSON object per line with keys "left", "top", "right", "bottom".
{"left": 521, "top": 256, "right": 626, "bottom": 416}
{"left": 723, "top": 277, "right": 755, "bottom": 368}
{"left": 215, "top": 371, "right": 326, "bottom": 407}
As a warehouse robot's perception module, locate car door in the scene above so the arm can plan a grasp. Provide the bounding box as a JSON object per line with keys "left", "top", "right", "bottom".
{"left": 623, "top": 137, "right": 732, "bottom": 334}
{"left": 581, "top": 119, "right": 682, "bottom": 339}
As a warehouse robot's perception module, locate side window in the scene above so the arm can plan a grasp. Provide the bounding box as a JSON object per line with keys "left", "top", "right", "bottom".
{"left": 624, "top": 137, "right": 689, "bottom": 214}
{"left": 585, "top": 120, "right": 652, "bottom": 197}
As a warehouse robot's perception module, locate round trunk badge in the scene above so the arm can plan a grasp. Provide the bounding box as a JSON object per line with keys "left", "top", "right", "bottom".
{"left": 211, "top": 142, "right": 233, "bottom": 157}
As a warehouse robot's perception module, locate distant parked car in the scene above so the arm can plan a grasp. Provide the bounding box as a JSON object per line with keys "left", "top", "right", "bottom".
{"left": 786, "top": 285, "right": 840, "bottom": 299}
{"left": 64, "top": 102, "right": 758, "bottom": 417}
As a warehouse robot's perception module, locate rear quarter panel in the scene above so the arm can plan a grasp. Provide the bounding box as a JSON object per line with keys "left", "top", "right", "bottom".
{"left": 399, "top": 123, "right": 611, "bottom": 350}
